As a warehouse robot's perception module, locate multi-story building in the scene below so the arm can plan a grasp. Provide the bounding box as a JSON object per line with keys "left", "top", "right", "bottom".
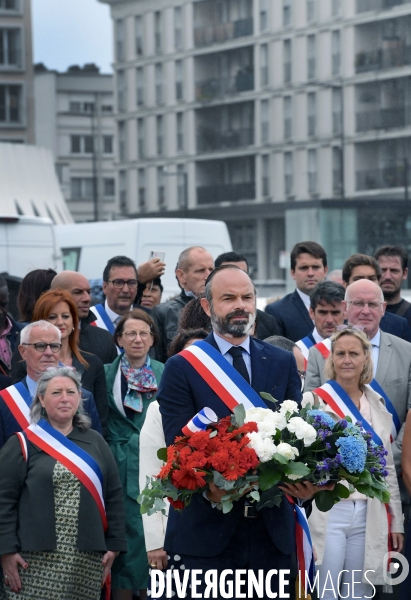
{"left": 34, "top": 64, "right": 117, "bottom": 222}
{"left": 100, "top": 0, "right": 411, "bottom": 290}
{"left": 0, "top": 0, "right": 35, "bottom": 144}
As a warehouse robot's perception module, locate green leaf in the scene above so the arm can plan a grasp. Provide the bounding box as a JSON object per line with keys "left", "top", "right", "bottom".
{"left": 258, "top": 468, "right": 282, "bottom": 491}
{"left": 209, "top": 430, "right": 217, "bottom": 438}
{"left": 284, "top": 462, "right": 311, "bottom": 479}
{"left": 315, "top": 490, "right": 337, "bottom": 512}
{"left": 260, "top": 392, "right": 278, "bottom": 405}
{"left": 221, "top": 499, "right": 234, "bottom": 513}
{"left": 256, "top": 487, "right": 282, "bottom": 510}
{"left": 249, "top": 490, "right": 260, "bottom": 502}
{"left": 212, "top": 471, "right": 236, "bottom": 491}
{"left": 335, "top": 483, "right": 351, "bottom": 499}
{"left": 233, "top": 404, "right": 245, "bottom": 427}
{"left": 272, "top": 452, "right": 289, "bottom": 465}
{"left": 157, "top": 447, "right": 167, "bottom": 462}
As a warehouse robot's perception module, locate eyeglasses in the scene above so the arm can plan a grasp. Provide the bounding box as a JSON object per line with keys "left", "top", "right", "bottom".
{"left": 346, "top": 300, "right": 383, "bottom": 310}
{"left": 22, "top": 342, "right": 62, "bottom": 353}
{"left": 121, "top": 330, "right": 152, "bottom": 340}
{"left": 336, "top": 324, "right": 365, "bottom": 332}
{"left": 107, "top": 279, "right": 138, "bottom": 289}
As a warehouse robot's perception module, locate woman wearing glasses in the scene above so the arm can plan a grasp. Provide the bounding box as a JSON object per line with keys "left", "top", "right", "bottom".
{"left": 105, "top": 308, "right": 164, "bottom": 600}
{"left": 301, "top": 326, "right": 403, "bottom": 599}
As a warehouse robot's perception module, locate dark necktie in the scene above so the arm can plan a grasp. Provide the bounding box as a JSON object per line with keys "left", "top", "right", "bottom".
{"left": 228, "top": 346, "right": 250, "bottom": 384}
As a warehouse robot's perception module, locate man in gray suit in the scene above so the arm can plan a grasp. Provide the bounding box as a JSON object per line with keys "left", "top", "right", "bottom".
{"left": 305, "top": 279, "right": 411, "bottom": 487}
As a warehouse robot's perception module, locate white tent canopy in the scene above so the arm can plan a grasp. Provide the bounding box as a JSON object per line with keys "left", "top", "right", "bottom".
{"left": 0, "top": 143, "right": 73, "bottom": 224}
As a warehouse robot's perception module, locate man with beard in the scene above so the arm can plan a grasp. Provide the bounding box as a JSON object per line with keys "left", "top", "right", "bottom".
{"left": 374, "top": 245, "right": 411, "bottom": 330}
{"left": 158, "top": 265, "right": 318, "bottom": 599}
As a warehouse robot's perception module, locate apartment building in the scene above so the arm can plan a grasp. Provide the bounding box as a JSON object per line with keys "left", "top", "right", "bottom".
{"left": 0, "top": 0, "right": 35, "bottom": 144}
{"left": 100, "top": 0, "right": 411, "bottom": 290}
{"left": 34, "top": 64, "right": 116, "bottom": 222}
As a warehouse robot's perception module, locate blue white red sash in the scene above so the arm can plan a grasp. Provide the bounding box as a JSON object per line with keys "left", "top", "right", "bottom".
{"left": 180, "top": 340, "right": 268, "bottom": 411}
{"left": 90, "top": 304, "right": 115, "bottom": 334}
{"left": 286, "top": 497, "right": 315, "bottom": 592}
{"left": 295, "top": 337, "right": 314, "bottom": 369}
{"left": 25, "top": 419, "right": 107, "bottom": 531}
{"left": 182, "top": 407, "right": 218, "bottom": 436}
{"left": 313, "top": 380, "right": 384, "bottom": 446}
{"left": 313, "top": 338, "right": 331, "bottom": 359}
{"left": 0, "top": 382, "right": 32, "bottom": 429}
{"left": 367, "top": 379, "right": 400, "bottom": 441}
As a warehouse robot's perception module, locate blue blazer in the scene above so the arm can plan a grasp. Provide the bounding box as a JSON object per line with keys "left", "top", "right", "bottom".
{"left": 265, "top": 290, "right": 313, "bottom": 342}
{"left": 380, "top": 312, "right": 411, "bottom": 343}
{"left": 158, "top": 333, "right": 302, "bottom": 558}
{"left": 0, "top": 378, "right": 102, "bottom": 450}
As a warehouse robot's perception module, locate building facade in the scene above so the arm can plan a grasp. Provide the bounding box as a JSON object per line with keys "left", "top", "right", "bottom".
{"left": 0, "top": 0, "right": 35, "bottom": 144}
{"left": 100, "top": 0, "right": 411, "bottom": 292}
{"left": 34, "top": 65, "right": 117, "bottom": 222}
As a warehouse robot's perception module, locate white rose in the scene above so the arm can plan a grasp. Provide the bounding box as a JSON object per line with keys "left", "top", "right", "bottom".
{"left": 279, "top": 400, "right": 299, "bottom": 415}
{"left": 276, "top": 443, "right": 299, "bottom": 461}
{"left": 247, "top": 432, "right": 277, "bottom": 463}
{"left": 302, "top": 423, "right": 317, "bottom": 447}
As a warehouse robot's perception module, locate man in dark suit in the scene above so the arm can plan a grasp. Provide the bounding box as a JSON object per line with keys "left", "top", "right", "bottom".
{"left": 341, "top": 253, "right": 411, "bottom": 342}
{"left": 265, "top": 241, "right": 328, "bottom": 342}
{"left": 158, "top": 265, "right": 323, "bottom": 598}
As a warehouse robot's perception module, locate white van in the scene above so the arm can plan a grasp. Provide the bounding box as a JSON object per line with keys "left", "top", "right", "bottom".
{"left": 55, "top": 218, "right": 232, "bottom": 299}
{"left": 0, "top": 215, "right": 62, "bottom": 277}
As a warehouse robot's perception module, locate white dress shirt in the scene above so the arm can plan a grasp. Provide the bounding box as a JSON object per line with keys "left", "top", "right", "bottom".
{"left": 369, "top": 330, "right": 381, "bottom": 377}
{"left": 296, "top": 288, "right": 312, "bottom": 313}
{"left": 312, "top": 327, "right": 324, "bottom": 344}
{"left": 104, "top": 299, "right": 124, "bottom": 325}
{"left": 26, "top": 375, "right": 38, "bottom": 399}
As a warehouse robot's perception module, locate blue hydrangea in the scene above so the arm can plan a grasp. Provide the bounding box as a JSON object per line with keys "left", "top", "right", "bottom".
{"left": 308, "top": 410, "right": 336, "bottom": 429}
{"left": 343, "top": 422, "right": 363, "bottom": 437}
{"left": 336, "top": 435, "right": 367, "bottom": 473}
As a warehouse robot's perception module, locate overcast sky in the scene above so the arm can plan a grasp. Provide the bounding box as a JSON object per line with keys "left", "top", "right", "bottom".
{"left": 32, "top": 0, "right": 113, "bottom": 74}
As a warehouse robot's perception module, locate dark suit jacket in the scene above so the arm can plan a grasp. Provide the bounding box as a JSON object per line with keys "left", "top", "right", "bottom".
{"left": 380, "top": 312, "right": 411, "bottom": 342}
{"left": 158, "top": 332, "right": 302, "bottom": 558}
{"left": 265, "top": 290, "right": 313, "bottom": 342}
{"left": 255, "top": 309, "right": 281, "bottom": 340}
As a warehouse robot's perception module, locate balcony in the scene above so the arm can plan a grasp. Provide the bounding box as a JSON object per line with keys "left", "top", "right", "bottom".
{"left": 357, "top": 0, "right": 410, "bottom": 11}
{"left": 356, "top": 165, "right": 406, "bottom": 190}
{"left": 197, "top": 127, "right": 253, "bottom": 153}
{"left": 197, "top": 182, "right": 255, "bottom": 204}
{"left": 356, "top": 44, "right": 411, "bottom": 73}
{"left": 356, "top": 107, "right": 411, "bottom": 131}
{"left": 194, "top": 18, "right": 253, "bottom": 48}
{"left": 195, "top": 71, "right": 254, "bottom": 102}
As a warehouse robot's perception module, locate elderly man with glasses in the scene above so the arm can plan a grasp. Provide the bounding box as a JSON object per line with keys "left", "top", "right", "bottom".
{"left": 0, "top": 320, "right": 101, "bottom": 449}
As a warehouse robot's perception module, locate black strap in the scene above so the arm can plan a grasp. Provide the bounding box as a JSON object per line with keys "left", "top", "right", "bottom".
{"left": 394, "top": 299, "right": 411, "bottom": 318}
{"left": 228, "top": 346, "right": 250, "bottom": 384}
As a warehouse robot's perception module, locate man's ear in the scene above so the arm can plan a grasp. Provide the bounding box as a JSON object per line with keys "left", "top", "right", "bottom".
{"left": 19, "top": 344, "right": 27, "bottom": 361}
{"left": 200, "top": 296, "right": 212, "bottom": 318}
{"left": 309, "top": 307, "right": 315, "bottom": 320}
{"left": 175, "top": 268, "right": 186, "bottom": 288}
{"left": 341, "top": 300, "right": 348, "bottom": 317}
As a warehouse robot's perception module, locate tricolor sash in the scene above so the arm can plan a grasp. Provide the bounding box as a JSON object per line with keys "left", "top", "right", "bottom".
{"left": 90, "top": 304, "right": 115, "bottom": 334}
{"left": 312, "top": 380, "right": 383, "bottom": 446}
{"left": 25, "top": 419, "right": 108, "bottom": 531}
{"left": 313, "top": 338, "right": 331, "bottom": 359}
{"left": 0, "top": 382, "right": 32, "bottom": 429}
{"left": 295, "top": 337, "right": 314, "bottom": 369}
{"left": 286, "top": 497, "right": 315, "bottom": 593}
{"left": 182, "top": 407, "right": 218, "bottom": 437}
{"left": 367, "top": 379, "right": 400, "bottom": 441}
{"left": 179, "top": 340, "right": 268, "bottom": 411}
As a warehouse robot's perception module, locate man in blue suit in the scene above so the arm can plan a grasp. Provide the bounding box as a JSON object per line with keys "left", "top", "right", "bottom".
{"left": 265, "top": 241, "right": 328, "bottom": 342}
{"left": 158, "top": 265, "right": 321, "bottom": 598}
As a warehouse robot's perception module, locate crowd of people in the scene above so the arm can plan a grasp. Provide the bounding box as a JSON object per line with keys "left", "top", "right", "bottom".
{"left": 0, "top": 241, "right": 410, "bottom": 599}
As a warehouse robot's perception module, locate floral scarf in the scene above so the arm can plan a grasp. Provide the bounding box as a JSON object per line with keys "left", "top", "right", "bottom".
{"left": 120, "top": 354, "right": 158, "bottom": 413}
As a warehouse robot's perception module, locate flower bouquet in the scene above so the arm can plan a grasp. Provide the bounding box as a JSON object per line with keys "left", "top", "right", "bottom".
{"left": 138, "top": 398, "right": 390, "bottom": 515}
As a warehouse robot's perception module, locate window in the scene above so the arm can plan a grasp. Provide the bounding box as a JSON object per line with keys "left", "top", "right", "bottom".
{"left": 260, "top": 0, "right": 268, "bottom": 31}
{"left": 137, "top": 118, "right": 145, "bottom": 158}
{"left": 175, "top": 60, "right": 183, "bottom": 101}
{"left": 138, "top": 168, "right": 146, "bottom": 210}
{"left": 157, "top": 167, "right": 165, "bottom": 207}
{"left": 307, "top": 92, "right": 316, "bottom": 137}
{"left": 283, "top": 0, "right": 291, "bottom": 27}
{"left": 284, "top": 96, "right": 292, "bottom": 140}
{"left": 332, "top": 87, "right": 342, "bottom": 135}
{"left": 69, "top": 101, "right": 81, "bottom": 113}
{"left": 284, "top": 39, "right": 291, "bottom": 84}
{"left": 101, "top": 105, "right": 113, "bottom": 113}
{"left": 103, "top": 178, "right": 115, "bottom": 197}
{"left": 84, "top": 135, "right": 94, "bottom": 153}
{"left": 308, "top": 148, "right": 317, "bottom": 194}
{"left": 177, "top": 164, "right": 186, "bottom": 208}
{"left": 118, "top": 121, "right": 126, "bottom": 161}
{"left": 83, "top": 102, "right": 95, "bottom": 114}
{"left": 155, "top": 11, "right": 162, "bottom": 54}
{"left": 176, "top": 112, "right": 184, "bottom": 152}
{"left": 155, "top": 63, "right": 163, "bottom": 105}
{"left": 0, "top": 84, "right": 21, "bottom": 123}
{"left": 333, "top": 147, "right": 343, "bottom": 195}
{"left": 307, "top": 0, "right": 316, "bottom": 23}
{"left": 284, "top": 152, "right": 293, "bottom": 196}
{"left": 260, "top": 44, "right": 268, "bottom": 87}
{"left": 70, "top": 178, "right": 95, "bottom": 199}
{"left": 332, "top": 30, "right": 341, "bottom": 76}
{"left": 0, "top": 28, "right": 21, "bottom": 67}
{"left": 0, "top": 0, "right": 19, "bottom": 11}
{"left": 261, "top": 99, "right": 269, "bottom": 144}
{"left": 70, "top": 135, "right": 81, "bottom": 153}
{"left": 156, "top": 115, "right": 164, "bottom": 156}
{"left": 135, "top": 16, "right": 144, "bottom": 56}
{"left": 70, "top": 135, "right": 94, "bottom": 154}
{"left": 71, "top": 178, "right": 81, "bottom": 198}
{"left": 174, "top": 7, "right": 183, "bottom": 50}
{"left": 307, "top": 35, "right": 316, "bottom": 80}
{"left": 103, "top": 135, "right": 113, "bottom": 154}
{"left": 136, "top": 67, "right": 144, "bottom": 106}
{"left": 332, "top": 0, "right": 341, "bottom": 17}
{"left": 119, "top": 171, "right": 127, "bottom": 212}
{"left": 116, "top": 20, "right": 125, "bottom": 62}
{"left": 262, "top": 155, "right": 270, "bottom": 196}
{"left": 117, "top": 70, "right": 126, "bottom": 112}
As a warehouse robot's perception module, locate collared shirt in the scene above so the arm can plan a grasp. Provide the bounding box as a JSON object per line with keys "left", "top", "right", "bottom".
{"left": 312, "top": 327, "right": 324, "bottom": 344}
{"left": 26, "top": 375, "right": 38, "bottom": 399}
{"left": 184, "top": 289, "right": 196, "bottom": 298}
{"left": 369, "top": 329, "right": 381, "bottom": 377}
{"left": 0, "top": 316, "right": 13, "bottom": 370}
{"left": 213, "top": 331, "right": 252, "bottom": 383}
{"left": 296, "top": 288, "right": 312, "bottom": 313}
{"left": 104, "top": 300, "right": 125, "bottom": 326}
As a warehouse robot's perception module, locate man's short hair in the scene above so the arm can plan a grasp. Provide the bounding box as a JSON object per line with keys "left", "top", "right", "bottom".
{"left": 374, "top": 245, "right": 409, "bottom": 272}
{"left": 264, "top": 335, "right": 296, "bottom": 352}
{"left": 290, "top": 241, "right": 327, "bottom": 271}
{"left": 204, "top": 264, "right": 253, "bottom": 303}
{"left": 20, "top": 320, "right": 61, "bottom": 345}
{"left": 215, "top": 252, "right": 249, "bottom": 271}
{"left": 177, "top": 246, "right": 207, "bottom": 272}
{"left": 0, "top": 276, "right": 7, "bottom": 289}
{"left": 103, "top": 256, "right": 137, "bottom": 282}
{"left": 310, "top": 281, "right": 345, "bottom": 311}
{"left": 342, "top": 254, "right": 381, "bottom": 284}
